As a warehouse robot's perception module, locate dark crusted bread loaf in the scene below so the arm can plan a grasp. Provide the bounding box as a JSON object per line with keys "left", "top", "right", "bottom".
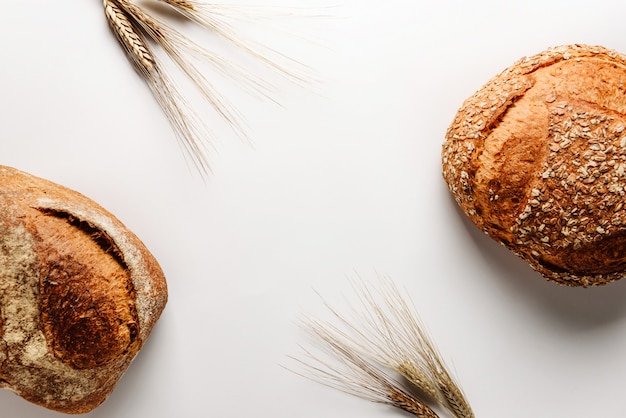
{"left": 0, "top": 165, "right": 167, "bottom": 413}
{"left": 442, "top": 44, "right": 626, "bottom": 287}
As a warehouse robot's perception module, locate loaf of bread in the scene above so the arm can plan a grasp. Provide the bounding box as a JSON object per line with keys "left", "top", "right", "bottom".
{"left": 0, "top": 165, "right": 167, "bottom": 413}
{"left": 442, "top": 44, "right": 626, "bottom": 286}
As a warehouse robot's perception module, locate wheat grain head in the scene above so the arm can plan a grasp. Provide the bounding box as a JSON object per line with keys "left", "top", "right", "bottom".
{"left": 103, "top": 0, "right": 213, "bottom": 174}
{"left": 102, "top": 0, "right": 314, "bottom": 175}
{"left": 103, "top": 0, "right": 155, "bottom": 72}
{"left": 339, "top": 275, "right": 475, "bottom": 418}
{"left": 291, "top": 317, "right": 440, "bottom": 418}
{"left": 290, "top": 276, "right": 475, "bottom": 418}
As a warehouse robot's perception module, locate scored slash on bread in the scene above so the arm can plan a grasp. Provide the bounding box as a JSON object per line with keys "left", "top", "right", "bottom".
{"left": 442, "top": 44, "right": 626, "bottom": 286}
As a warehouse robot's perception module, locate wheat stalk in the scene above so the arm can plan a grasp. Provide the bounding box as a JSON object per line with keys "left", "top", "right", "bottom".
{"left": 102, "top": 0, "right": 312, "bottom": 175}
{"left": 368, "top": 277, "right": 475, "bottom": 418}
{"left": 290, "top": 275, "right": 475, "bottom": 418}
{"left": 103, "top": 0, "right": 212, "bottom": 174}
{"left": 291, "top": 318, "right": 439, "bottom": 418}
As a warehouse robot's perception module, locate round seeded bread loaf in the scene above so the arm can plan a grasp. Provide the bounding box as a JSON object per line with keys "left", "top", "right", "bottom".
{"left": 0, "top": 165, "right": 167, "bottom": 413}
{"left": 442, "top": 44, "right": 626, "bottom": 286}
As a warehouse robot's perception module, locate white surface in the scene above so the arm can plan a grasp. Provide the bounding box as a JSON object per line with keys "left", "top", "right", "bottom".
{"left": 3, "top": 1, "right": 626, "bottom": 417}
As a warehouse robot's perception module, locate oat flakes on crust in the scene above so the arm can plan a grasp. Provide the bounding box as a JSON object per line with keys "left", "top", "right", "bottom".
{"left": 442, "top": 44, "right": 626, "bottom": 286}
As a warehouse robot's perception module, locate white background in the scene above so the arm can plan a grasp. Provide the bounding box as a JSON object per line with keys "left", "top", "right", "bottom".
{"left": 3, "top": 1, "right": 626, "bottom": 417}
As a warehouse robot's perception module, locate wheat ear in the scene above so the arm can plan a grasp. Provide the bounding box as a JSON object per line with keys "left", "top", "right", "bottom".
{"left": 291, "top": 318, "right": 440, "bottom": 418}
{"left": 103, "top": 0, "right": 311, "bottom": 175}
{"left": 367, "top": 278, "right": 475, "bottom": 418}
{"left": 103, "top": 0, "right": 212, "bottom": 174}
{"left": 290, "top": 276, "right": 475, "bottom": 418}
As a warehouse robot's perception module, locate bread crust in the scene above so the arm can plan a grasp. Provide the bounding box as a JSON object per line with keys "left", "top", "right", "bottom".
{"left": 0, "top": 165, "right": 167, "bottom": 413}
{"left": 442, "top": 44, "right": 626, "bottom": 286}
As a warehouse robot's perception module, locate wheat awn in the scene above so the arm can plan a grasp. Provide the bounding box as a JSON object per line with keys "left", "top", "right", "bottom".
{"left": 290, "top": 276, "right": 475, "bottom": 418}
{"left": 102, "top": 0, "right": 311, "bottom": 175}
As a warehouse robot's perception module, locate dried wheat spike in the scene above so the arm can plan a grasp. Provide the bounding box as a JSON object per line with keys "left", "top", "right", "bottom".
{"left": 365, "top": 278, "right": 475, "bottom": 418}
{"left": 102, "top": 0, "right": 311, "bottom": 175}
{"left": 103, "top": 0, "right": 155, "bottom": 71}
{"left": 291, "top": 318, "right": 440, "bottom": 418}
{"left": 103, "top": 0, "right": 211, "bottom": 174}
{"left": 290, "top": 276, "right": 475, "bottom": 418}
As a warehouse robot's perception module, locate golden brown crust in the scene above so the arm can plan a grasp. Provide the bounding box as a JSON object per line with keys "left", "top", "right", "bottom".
{"left": 442, "top": 44, "right": 626, "bottom": 286}
{"left": 0, "top": 165, "right": 167, "bottom": 413}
